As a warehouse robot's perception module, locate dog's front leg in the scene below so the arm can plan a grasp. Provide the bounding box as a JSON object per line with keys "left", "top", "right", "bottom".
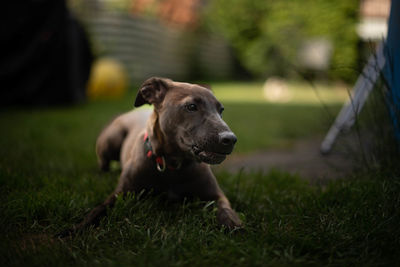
{"left": 57, "top": 192, "right": 119, "bottom": 238}
{"left": 74, "top": 192, "right": 118, "bottom": 232}
{"left": 216, "top": 193, "right": 242, "bottom": 230}
{"left": 192, "top": 167, "right": 242, "bottom": 230}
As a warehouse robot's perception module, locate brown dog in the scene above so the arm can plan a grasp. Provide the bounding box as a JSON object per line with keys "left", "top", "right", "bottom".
{"left": 63, "top": 77, "right": 242, "bottom": 236}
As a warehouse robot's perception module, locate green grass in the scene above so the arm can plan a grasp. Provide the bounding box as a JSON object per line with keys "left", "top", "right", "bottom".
{"left": 211, "top": 81, "right": 349, "bottom": 105}
{"left": 222, "top": 102, "right": 338, "bottom": 152}
{"left": 1, "top": 82, "right": 399, "bottom": 266}
{"left": 212, "top": 81, "right": 345, "bottom": 152}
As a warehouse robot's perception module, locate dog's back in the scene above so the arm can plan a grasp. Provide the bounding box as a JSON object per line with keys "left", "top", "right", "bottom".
{"left": 96, "top": 108, "right": 151, "bottom": 171}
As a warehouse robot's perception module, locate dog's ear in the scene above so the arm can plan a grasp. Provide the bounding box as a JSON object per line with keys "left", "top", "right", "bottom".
{"left": 134, "top": 77, "right": 171, "bottom": 108}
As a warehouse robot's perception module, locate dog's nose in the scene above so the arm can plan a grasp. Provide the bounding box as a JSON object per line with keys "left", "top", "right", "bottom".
{"left": 219, "top": 131, "right": 237, "bottom": 147}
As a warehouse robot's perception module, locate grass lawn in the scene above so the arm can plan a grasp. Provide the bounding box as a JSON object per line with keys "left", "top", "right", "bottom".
{"left": 213, "top": 81, "right": 347, "bottom": 152}
{"left": 1, "top": 82, "right": 399, "bottom": 266}
{"left": 211, "top": 81, "right": 349, "bottom": 105}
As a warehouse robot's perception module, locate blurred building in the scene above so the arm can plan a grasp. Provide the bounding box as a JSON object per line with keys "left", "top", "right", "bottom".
{"left": 357, "top": 0, "right": 391, "bottom": 41}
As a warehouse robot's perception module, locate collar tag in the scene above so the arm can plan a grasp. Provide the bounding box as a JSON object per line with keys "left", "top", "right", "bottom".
{"left": 143, "top": 132, "right": 173, "bottom": 172}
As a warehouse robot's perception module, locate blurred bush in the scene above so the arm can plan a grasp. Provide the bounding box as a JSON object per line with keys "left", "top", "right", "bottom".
{"left": 205, "top": 0, "right": 359, "bottom": 82}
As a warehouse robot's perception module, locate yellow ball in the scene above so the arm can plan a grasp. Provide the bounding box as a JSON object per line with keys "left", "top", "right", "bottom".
{"left": 87, "top": 58, "right": 128, "bottom": 100}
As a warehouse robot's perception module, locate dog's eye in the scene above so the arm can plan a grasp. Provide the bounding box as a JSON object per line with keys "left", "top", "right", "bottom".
{"left": 219, "top": 107, "right": 224, "bottom": 116}
{"left": 185, "top": 103, "right": 198, "bottom": 112}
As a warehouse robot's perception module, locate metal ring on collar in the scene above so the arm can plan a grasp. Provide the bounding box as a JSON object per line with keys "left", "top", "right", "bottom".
{"left": 156, "top": 156, "right": 166, "bottom": 172}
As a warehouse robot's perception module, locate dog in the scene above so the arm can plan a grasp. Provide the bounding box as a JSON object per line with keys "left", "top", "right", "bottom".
{"left": 62, "top": 77, "right": 242, "bottom": 236}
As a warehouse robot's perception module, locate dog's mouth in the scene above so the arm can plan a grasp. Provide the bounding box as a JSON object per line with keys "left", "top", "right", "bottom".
{"left": 191, "top": 145, "right": 230, "bottom": 165}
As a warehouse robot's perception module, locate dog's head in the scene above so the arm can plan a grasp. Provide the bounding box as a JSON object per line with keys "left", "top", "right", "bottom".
{"left": 135, "top": 77, "right": 237, "bottom": 164}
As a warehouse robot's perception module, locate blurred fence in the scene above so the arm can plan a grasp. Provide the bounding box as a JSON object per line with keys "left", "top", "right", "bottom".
{"left": 80, "top": 10, "right": 233, "bottom": 83}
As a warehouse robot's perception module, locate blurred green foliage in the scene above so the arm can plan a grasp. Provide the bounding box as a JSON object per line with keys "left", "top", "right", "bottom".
{"left": 205, "top": 0, "right": 359, "bottom": 81}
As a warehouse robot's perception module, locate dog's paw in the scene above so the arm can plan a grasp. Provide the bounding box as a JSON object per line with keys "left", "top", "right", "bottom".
{"left": 217, "top": 208, "right": 242, "bottom": 230}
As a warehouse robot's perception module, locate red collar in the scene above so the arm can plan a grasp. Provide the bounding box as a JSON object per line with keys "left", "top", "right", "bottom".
{"left": 143, "top": 132, "right": 181, "bottom": 172}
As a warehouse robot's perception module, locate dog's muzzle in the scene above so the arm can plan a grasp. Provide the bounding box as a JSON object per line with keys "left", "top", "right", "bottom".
{"left": 192, "top": 131, "right": 237, "bottom": 164}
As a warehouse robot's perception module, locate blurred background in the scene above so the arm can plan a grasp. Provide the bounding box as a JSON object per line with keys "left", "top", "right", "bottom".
{"left": 74, "top": 0, "right": 388, "bottom": 84}
{"left": 0, "top": 0, "right": 391, "bottom": 104}
{"left": 2, "top": 2, "right": 400, "bottom": 264}
{"left": 0, "top": 0, "right": 395, "bottom": 178}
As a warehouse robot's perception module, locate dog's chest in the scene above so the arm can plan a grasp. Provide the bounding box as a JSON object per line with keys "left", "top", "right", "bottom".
{"left": 141, "top": 171, "right": 195, "bottom": 199}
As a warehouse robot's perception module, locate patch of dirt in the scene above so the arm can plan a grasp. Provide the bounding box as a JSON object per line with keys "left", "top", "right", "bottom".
{"left": 214, "top": 135, "right": 360, "bottom": 183}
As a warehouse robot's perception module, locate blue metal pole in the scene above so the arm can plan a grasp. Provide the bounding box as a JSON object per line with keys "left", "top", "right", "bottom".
{"left": 383, "top": 0, "right": 400, "bottom": 141}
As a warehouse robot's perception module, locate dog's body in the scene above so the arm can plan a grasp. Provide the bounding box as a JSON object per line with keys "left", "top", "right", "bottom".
{"left": 66, "top": 77, "right": 242, "bottom": 235}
